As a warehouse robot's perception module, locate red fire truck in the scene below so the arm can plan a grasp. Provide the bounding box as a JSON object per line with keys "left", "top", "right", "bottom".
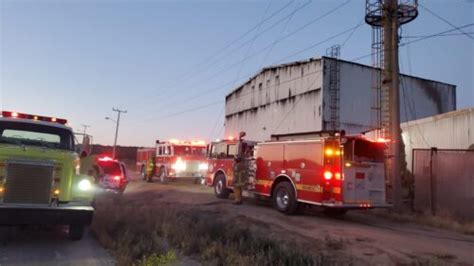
{"left": 206, "top": 132, "right": 389, "bottom": 215}
{"left": 137, "top": 139, "right": 208, "bottom": 182}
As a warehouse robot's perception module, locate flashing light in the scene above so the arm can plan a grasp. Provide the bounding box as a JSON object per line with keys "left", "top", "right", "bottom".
{"left": 335, "top": 150, "right": 341, "bottom": 156}
{"left": 168, "top": 139, "right": 206, "bottom": 146}
{"left": 198, "top": 163, "right": 209, "bottom": 171}
{"left": 0, "top": 187, "right": 4, "bottom": 193}
{"left": 228, "top": 136, "right": 235, "bottom": 141}
{"left": 1, "top": 111, "right": 68, "bottom": 124}
{"left": 335, "top": 172, "right": 342, "bottom": 180}
{"left": 171, "top": 157, "right": 187, "bottom": 172}
{"left": 114, "top": 175, "right": 121, "bottom": 181}
{"left": 377, "top": 137, "right": 390, "bottom": 143}
{"left": 325, "top": 148, "right": 334, "bottom": 156}
{"left": 98, "top": 156, "right": 114, "bottom": 162}
{"left": 53, "top": 189, "right": 60, "bottom": 196}
{"left": 323, "top": 171, "right": 333, "bottom": 180}
{"left": 78, "top": 179, "right": 92, "bottom": 191}
{"left": 345, "top": 162, "right": 352, "bottom": 167}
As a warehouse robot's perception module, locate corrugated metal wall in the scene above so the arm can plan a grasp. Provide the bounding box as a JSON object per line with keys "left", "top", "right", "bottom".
{"left": 402, "top": 108, "right": 474, "bottom": 171}
{"left": 225, "top": 57, "right": 456, "bottom": 142}
{"left": 225, "top": 60, "right": 324, "bottom": 141}
{"left": 413, "top": 149, "right": 474, "bottom": 220}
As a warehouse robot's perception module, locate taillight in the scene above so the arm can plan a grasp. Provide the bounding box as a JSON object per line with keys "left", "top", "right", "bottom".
{"left": 324, "top": 171, "right": 333, "bottom": 180}
{"left": 114, "top": 175, "right": 121, "bottom": 181}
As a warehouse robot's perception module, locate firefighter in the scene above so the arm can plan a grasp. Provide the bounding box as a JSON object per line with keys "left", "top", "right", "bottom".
{"left": 146, "top": 157, "right": 155, "bottom": 182}
{"left": 232, "top": 154, "right": 247, "bottom": 205}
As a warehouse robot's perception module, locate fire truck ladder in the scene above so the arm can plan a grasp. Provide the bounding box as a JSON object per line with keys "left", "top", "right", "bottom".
{"left": 326, "top": 45, "right": 341, "bottom": 131}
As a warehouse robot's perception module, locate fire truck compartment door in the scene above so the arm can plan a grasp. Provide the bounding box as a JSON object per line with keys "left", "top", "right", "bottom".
{"left": 343, "top": 162, "right": 385, "bottom": 205}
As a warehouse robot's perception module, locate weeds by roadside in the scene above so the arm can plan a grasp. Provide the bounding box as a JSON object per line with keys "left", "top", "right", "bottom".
{"left": 368, "top": 209, "right": 474, "bottom": 235}
{"left": 91, "top": 192, "right": 346, "bottom": 266}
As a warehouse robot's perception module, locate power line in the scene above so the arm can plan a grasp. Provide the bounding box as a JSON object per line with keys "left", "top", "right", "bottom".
{"left": 350, "top": 23, "right": 474, "bottom": 62}
{"left": 133, "top": 22, "right": 474, "bottom": 125}
{"left": 130, "top": 0, "right": 347, "bottom": 118}
{"left": 123, "top": 1, "right": 298, "bottom": 112}
{"left": 128, "top": 1, "right": 308, "bottom": 117}
{"left": 419, "top": 3, "right": 474, "bottom": 41}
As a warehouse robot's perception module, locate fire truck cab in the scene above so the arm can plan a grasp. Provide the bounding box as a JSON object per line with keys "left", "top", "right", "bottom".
{"left": 151, "top": 139, "right": 208, "bottom": 182}
{"left": 206, "top": 137, "right": 257, "bottom": 197}
{"left": 0, "top": 111, "right": 95, "bottom": 240}
{"left": 208, "top": 132, "right": 390, "bottom": 215}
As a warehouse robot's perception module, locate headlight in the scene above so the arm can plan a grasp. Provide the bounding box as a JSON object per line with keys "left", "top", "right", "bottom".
{"left": 171, "top": 157, "right": 187, "bottom": 172}
{"left": 198, "top": 163, "right": 208, "bottom": 171}
{"left": 78, "top": 179, "right": 92, "bottom": 191}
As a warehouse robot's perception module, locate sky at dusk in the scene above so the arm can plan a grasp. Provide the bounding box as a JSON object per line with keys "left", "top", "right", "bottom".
{"left": 1, "top": 0, "right": 473, "bottom": 147}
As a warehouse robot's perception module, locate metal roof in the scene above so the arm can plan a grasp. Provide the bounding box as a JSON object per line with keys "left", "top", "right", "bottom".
{"left": 225, "top": 56, "right": 456, "bottom": 98}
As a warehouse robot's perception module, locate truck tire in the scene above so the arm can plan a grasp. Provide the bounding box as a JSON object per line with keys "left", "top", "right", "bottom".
{"left": 214, "top": 174, "right": 230, "bottom": 199}
{"left": 323, "top": 208, "right": 348, "bottom": 217}
{"left": 69, "top": 224, "right": 85, "bottom": 241}
{"left": 273, "top": 181, "right": 298, "bottom": 215}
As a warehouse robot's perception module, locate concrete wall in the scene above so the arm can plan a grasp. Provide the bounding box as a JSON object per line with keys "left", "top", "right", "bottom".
{"left": 225, "top": 57, "right": 456, "bottom": 142}
{"left": 401, "top": 108, "right": 474, "bottom": 171}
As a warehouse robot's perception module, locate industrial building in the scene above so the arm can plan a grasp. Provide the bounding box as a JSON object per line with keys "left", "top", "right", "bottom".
{"left": 224, "top": 57, "right": 456, "bottom": 141}
{"left": 401, "top": 108, "right": 474, "bottom": 171}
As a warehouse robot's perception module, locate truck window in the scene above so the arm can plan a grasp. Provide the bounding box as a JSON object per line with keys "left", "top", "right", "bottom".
{"left": 345, "top": 139, "right": 384, "bottom": 163}
{"left": 211, "top": 143, "right": 227, "bottom": 158}
{"left": 174, "top": 145, "right": 206, "bottom": 156}
{"left": 0, "top": 121, "right": 74, "bottom": 151}
{"left": 227, "top": 144, "right": 237, "bottom": 158}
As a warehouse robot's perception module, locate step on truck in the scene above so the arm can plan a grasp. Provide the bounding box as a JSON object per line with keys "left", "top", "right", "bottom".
{"left": 206, "top": 131, "right": 390, "bottom": 215}
{"left": 0, "top": 111, "right": 95, "bottom": 240}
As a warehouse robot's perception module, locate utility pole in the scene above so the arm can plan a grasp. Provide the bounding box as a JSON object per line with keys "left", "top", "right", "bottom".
{"left": 108, "top": 108, "right": 127, "bottom": 159}
{"left": 81, "top": 124, "right": 90, "bottom": 135}
{"left": 366, "top": 0, "right": 418, "bottom": 211}
{"left": 383, "top": 0, "right": 402, "bottom": 211}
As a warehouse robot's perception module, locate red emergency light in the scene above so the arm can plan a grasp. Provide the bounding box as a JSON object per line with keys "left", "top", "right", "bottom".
{"left": 98, "top": 156, "right": 114, "bottom": 162}
{"left": 2, "top": 111, "right": 68, "bottom": 125}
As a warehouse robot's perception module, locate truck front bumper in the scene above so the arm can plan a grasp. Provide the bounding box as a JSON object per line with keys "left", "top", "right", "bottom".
{"left": 0, "top": 203, "right": 94, "bottom": 226}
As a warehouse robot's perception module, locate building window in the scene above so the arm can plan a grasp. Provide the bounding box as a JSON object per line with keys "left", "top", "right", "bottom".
{"left": 275, "top": 75, "right": 280, "bottom": 85}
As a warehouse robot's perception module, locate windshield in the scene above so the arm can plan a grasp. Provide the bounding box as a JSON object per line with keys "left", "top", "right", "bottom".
{"left": 0, "top": 121, "right": 74, "bottom": 151}
{"left": 174, "top": 145, "right": 207, "bottom": 157}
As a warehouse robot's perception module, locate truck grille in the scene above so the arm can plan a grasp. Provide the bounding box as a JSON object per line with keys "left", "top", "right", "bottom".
{"left": 4, "top": 161, "right": 54, "bottom": 204}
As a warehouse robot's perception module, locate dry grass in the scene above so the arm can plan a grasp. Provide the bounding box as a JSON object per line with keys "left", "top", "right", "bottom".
{"left": 91, "top": 192, "right": 344, "bottom": 266}
{"left": 369, "top": 209, "right": 474, "bottom": 235}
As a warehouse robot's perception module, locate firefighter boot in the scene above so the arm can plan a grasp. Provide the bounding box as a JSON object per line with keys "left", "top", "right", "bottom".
{"left": 233, "top": 187, "right": 243, "bottom": 205}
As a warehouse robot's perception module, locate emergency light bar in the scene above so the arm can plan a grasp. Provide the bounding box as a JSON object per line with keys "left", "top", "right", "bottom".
{"left": 168, "top": 139, "right": 207, "bottom": 146}
{"left": 2, "top": 111, "right": 68, "bottom": 125}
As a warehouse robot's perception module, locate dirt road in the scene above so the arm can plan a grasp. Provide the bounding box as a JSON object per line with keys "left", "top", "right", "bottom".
{"left": 0, "top": 226, "right": 114, "bottom": 266}
{"left": 126, "top": 179, "right": 474, "bottom": 265}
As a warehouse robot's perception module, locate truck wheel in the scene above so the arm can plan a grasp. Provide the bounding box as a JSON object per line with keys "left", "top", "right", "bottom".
{"left": 273, "top": 181, "right": 298, "bottom": 215}
{"left": 214, "top": 174, "right": 230, "bottom": 199}
{"left": 323, "top": 208, "right": 348, "bottom": 217}
{"left": 69, "top": 224, "right": 85, "bottom": 241}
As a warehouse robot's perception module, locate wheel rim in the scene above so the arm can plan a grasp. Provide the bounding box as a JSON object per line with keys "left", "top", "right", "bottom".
{"left": 276, "top": 188, "right": 290, "bottom": 210}
{"left": 216, "top": 179, "right": 223, "bottom": 194}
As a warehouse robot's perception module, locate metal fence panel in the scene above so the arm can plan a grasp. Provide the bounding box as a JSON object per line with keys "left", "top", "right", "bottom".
{"left": 413, "top": 149, "right": 474, "bottom": 220}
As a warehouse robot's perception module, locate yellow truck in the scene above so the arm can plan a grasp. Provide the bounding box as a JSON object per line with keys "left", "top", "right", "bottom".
{"left": 0, "top": 111, "right": 95, "bottom": 240}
